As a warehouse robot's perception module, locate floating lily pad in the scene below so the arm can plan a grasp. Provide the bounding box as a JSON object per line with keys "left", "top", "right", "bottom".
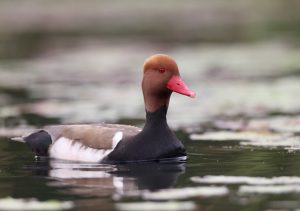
{"left": 240, "top": 136, "right": 300, "bottom": 148}
{"left": 0, "top": 197, "right": 73, "bottom": 211}
{"left": 116, "top": 201, "right": 196, "bottom": 211}
{"left": 190, "top": 130, "right": 300, "bottom": 150}
{"left": 190, "top": 131, "right": 289, "bottom": 142}
{"left": 239, "top": 185, "right": 300, "bottom": 194}
{"left": 191, "top": 175, "right": 300, "bottom": 185}
{"left": 214, "top": 116, "right": 300, "bottom": 133}
{"left": 141, "top": 186, "right": 229, "bottom": 200}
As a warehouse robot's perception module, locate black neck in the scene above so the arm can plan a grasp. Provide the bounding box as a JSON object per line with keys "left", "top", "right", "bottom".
{"left": 144, "top": 106, "right": 168, "bottom": 129}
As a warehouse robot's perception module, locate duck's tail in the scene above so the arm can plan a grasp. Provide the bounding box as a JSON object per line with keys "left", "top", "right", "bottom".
{"left": 11, "top": 130, "right": 52, "bottom": 156}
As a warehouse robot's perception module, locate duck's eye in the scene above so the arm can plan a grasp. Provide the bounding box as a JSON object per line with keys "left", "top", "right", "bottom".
{"left": 158, "top": 67, "right": 166, "bottom": 73}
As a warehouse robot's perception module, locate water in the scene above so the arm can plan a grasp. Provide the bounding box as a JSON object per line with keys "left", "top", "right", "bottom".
{"left": 1, "top": 0, "right": 300, "bottom": 208}
{"left": 0, "top": 40, "right": 300, "bottom": 210}
{"left": 1, "top": 134, "right": 300, "bottom": 211}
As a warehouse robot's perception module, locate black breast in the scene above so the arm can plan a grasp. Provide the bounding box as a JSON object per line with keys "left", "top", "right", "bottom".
{"left": 103, "top": 106, "right": 186, "bottom": 163}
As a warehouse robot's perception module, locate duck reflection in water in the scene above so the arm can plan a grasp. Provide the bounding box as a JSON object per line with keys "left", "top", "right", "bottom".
{"left": 28, "top": 159, "right": 185, "bottom": 197}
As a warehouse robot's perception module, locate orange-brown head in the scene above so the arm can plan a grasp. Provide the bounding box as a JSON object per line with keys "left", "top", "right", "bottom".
{"left": 142, "top": 54, "right": 195, "bottom": 112}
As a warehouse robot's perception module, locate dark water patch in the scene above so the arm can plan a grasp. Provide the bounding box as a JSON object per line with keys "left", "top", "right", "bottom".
{"left": 266, "top": 20, "right": 300, "bottom": 39}
{"left": 186, "top": 140, "right": 300, "bottom": 177}
{"left": 19, "top": 113, "right": 61, "bottom": 127}
{"left": 3, "top": 113, "right": 61, "bottom": 128}
{"left": 266, "top": 110, "right": 300, "bottom": 117}
{"left": 2, "top": 127, "right": 300, "bottom": 210}
{"left": 111, "top": 163, "right": 185, "bottom": 191}
{"left": 0, "top": 31, "right": 49, "bottom": 60}
{"left": 0, "top": 87, "right": 31, "bottom": 104}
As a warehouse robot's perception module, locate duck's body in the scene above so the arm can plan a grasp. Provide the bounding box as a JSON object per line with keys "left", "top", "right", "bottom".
{"left": 13, "top": 54, "right": 195, "bottom": 163}
{"left": 25, "top": 123, "right": 141, "bottom": 163}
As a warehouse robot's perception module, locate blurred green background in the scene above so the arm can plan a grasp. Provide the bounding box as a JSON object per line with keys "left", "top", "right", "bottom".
{"left": 1, "top": 0, "right": 300, "bottom": 59}
{"left": 1, "top": 0, "right": 300, "bottom": 130}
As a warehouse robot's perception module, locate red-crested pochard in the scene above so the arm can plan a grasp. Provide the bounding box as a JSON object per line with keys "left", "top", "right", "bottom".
{"left": 12, "top": 54, "right": 195, "bottom": 163}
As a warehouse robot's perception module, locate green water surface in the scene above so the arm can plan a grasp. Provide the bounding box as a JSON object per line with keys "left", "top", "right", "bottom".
{"left": 1, "top": 134, "right": 300, "bottom": 211}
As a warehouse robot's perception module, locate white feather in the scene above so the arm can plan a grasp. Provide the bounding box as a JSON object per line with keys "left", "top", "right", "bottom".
{"left": 49, "top": 137, "right": 112, "bottom": 162}
{"left": 112, "top": 131, "right": 123, "bottom": 148}
{"left": 49, "top": 131, "right": 123, "bottom": 163}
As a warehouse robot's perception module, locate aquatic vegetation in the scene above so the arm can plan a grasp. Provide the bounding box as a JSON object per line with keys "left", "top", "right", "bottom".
{"left": 0, "top": 197, "right": 73, "bottom": 211}
{"left": 1, "top": 41, "right": 300, "bottom": 128}
{"left": 115, "top": 201, "right": 196, "bottom": 211}
{"left": 239, "top": 185, "right": 300, "bottom": 194}
{"left": 191, "top": 175, "right": 300, "bottom": 185}
{"left": 213, "top": 116, "right": 300, "bottom": 133}
{"left": 141, "top": 186, "right": 229, "bottom": 200}
{"left": 191, "top": 176, "right": 300, "bottom": 195}
{"left": 190, "top": 131, "right": 287, "bottom": 142}
{"left": 190, "top": 130, "right": 300, "bottom": 150}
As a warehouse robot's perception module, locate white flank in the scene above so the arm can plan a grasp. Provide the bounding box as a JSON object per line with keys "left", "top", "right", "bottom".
{"left": 191, "top": 175, "right": 300, "bottom": 185}
{"left": 49, "top": 137, "right": 113, "bottom": 162}
{"left": 112, "top": 131, "right": 123, "bottom": 148}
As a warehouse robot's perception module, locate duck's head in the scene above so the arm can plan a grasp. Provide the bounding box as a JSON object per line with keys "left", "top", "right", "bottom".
{"left": 142, "top": 54, "right": 195, "bottom": 112}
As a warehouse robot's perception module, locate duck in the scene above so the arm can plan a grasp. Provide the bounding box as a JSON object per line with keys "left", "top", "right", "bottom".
{"left": 12, "top": 54, "right": 195, "bottom": 163}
